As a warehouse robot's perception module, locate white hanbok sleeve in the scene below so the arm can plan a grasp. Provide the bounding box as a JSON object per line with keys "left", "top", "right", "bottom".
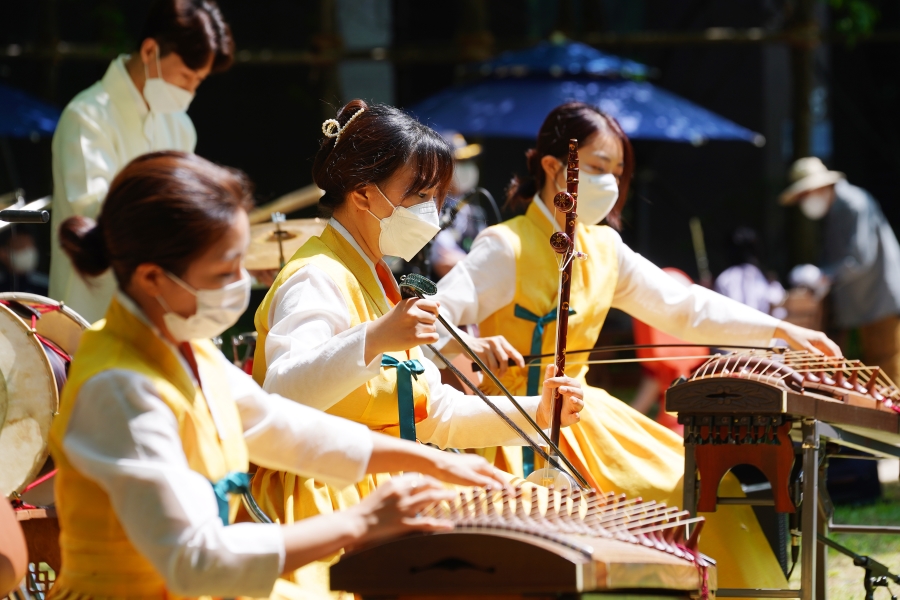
{"left": 610, "top": 232, "right": 780, "bottom": 346}
{"left": 52, "top": 104, "right": 119, "bottom": 219}
{"left": 414, "top": 356, "right": 545, "bottom": 449}
{"left": 433, "top": 229, "right": 518, "bottom": 349}
{"left": 62, "top": 371, "right": 284, "bottom": 599}
{"left": 220, "top": 356, "right": 372, "bottom": 487}
{"left": 262, "top": 265, "right": 382, "bottom": 411}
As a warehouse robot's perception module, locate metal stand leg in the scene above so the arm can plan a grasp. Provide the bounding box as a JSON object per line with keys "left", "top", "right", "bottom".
{"left": 685, "top": 442, "right": 698, "bottom": 519}
{"left": 816, "top": 461, "right": 830, "bottom": 600}
{"left": 801, "top": 419, "right": 819, "bottom": 600}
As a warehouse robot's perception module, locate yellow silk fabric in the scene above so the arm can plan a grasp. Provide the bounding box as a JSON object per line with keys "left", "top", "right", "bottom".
{"left": 474, "top": 202, "right": 789, "bottom": 590}
{"left": 251, "top": 224, "right": 430, "bottom": 599}
{"left": 47, "top": 298, "right": 249, "bottom": 600}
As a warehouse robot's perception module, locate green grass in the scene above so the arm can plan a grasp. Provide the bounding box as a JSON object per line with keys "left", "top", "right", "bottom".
{"left": 789, "top": 481, "right": 900, "bottom": 599}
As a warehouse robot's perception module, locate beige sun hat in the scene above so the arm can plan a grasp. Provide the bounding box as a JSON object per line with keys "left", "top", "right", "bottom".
{"left": 779, "top": 157, "right": 844, "bottom": 205}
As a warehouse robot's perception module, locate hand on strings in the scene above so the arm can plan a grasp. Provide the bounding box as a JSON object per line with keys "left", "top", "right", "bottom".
{"left": 446, "top": 330, "right": 525, "bottom": 375}
{"left": 344, "top": 474, "right": 456, "bottom": 547}
{"left": 280, "top": 474, "right": 456, "bottom": 572}
{"left": 536, "top": 365, "right": 584, "bottom": 429}
{"left": 415, "top": 446, "right": 511, "bottom": 489}
{"left": 366, "top": 297, "right": 440, "bottom": 361}
{"left": 365, "top": 430, "right": 509, "bottom": 489}
{"left": 774, "top": 322, "right": 842, "bottom": 357}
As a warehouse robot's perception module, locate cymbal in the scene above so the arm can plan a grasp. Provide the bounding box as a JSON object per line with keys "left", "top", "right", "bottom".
{"left": 246, "top": 218, "right": 327, "bottom": 270}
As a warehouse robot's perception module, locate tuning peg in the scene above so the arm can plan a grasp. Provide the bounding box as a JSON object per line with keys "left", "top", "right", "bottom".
{"left": 553, "top": 191, "right": 576, "bottom": 213}
{"left": 549, "top": 231, "right": 571, "bottom": 254}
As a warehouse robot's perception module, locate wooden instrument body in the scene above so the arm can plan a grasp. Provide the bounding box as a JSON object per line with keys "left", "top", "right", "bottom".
{"left": 667, "top": 353, "right": 900, "bottom": 513}
{"left": 331, "top": 528, "right": 715, "bottom": 599}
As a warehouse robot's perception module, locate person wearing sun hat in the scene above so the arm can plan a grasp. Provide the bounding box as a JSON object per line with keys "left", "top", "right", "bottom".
{"left": 781, "top": 156, "right": 900, "bottom": 382}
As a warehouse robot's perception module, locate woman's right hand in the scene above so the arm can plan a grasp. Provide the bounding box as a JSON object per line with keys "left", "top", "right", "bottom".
{"left": 280, "top": 473, "right": 457, "bottom": 572}
{"left": 346, "top": 474, "right": 456, "bottom": 547}
{"left": 442, "top": 330, "right": 525, "bottom": 376}
{"left": 366, "top": 297, "right": 441, "bottom": 362}
{"left": 366, "top": 433, "right": 510, "bottom": 489}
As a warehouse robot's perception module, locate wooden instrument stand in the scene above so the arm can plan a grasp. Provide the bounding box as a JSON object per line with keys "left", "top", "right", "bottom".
{"left": 669, "top": 377, "right": 900, "bottom": 600}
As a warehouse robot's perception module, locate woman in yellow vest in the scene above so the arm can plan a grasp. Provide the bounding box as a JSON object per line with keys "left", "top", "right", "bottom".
{"left": 48, "top": 150, "right": 510, "bottom": 600}
{"left": 432, "top": 102, "right": 842, "bottom": 589}
{"left": 251, "top": 99, "right": 584, "bottom": 598}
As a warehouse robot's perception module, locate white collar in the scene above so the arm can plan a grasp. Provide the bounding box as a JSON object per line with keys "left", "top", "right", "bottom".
{"left": 328, "top": 218, "right": 392, "bottom": 300}
{"left": 115, "top": 290, "right": 156, "bottom": 329}
{"left": 532, "top": 194, "right": 563, "bottom": 232}
{"left": 114, "top": 290, "right": 199, "bottom": 384}
{"left": 106, "top": 54, "right": 149, "bottom": 118}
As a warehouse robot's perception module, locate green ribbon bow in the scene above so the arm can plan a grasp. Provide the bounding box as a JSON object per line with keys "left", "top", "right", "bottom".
{"left": 211, "top": 471, "right": 251, "bottom": 526}
{"left": 382, "top": 355, "right": 425, "bottom": 442}
{"left": 513, "top": 304, "right": 575, "bottom": 475}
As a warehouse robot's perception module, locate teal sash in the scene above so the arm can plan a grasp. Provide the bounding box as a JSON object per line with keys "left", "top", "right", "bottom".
{"left": 382, "top": 355, "right": 425, "bottom": 442}
{"left": 211, "top": 471, "right": 251, "bottom": 526}
{"left": 512, "top": 304, "right": 575, "bottom": 475}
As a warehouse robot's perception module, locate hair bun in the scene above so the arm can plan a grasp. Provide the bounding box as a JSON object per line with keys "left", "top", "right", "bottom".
{"left": 58, "top": 216, "right": 110, "bottom": 277}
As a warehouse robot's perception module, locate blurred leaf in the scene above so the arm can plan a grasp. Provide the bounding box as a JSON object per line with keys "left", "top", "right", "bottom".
{"left": 828, "top": 0, "right": 880, "bottom": 45}
{"left": 93, "top": 1, "right": 132, "bottom": 54}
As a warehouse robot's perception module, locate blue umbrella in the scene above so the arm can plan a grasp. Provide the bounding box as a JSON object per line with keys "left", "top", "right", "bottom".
{"left": 474, "top": 40, "right": 649, "bottom": 79}
{"left": 0, "top": 83, "right": 61, "bottom": 139}
{"left": 411, "top": 76, "right": 764, "bottom": 145}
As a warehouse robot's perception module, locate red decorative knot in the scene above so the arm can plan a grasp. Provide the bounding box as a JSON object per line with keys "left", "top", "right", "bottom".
{"left": 549, "top": 231, "right": 571, "bottom": 253}
{"left": 553, "top": 191, "right": 575, "bottom": 212}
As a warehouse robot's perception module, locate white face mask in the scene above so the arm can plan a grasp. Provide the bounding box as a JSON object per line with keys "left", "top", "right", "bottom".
{"left": 367, "top": 185, "right": 441, "bottom": 261}
{"left": 578, "top": 173, "right": 620, "bottom": 225}
{"left": 143, "top": 49, "right": 194, "bottom": 114}
{"left": 453, "top": 161, "right": 480, "bottom": 195}
{"left": 557, "top": 163, "right": 620, "bottom": 225}
{"left": 800, "top": 191, "right": 831, "bottom": 221}
{"left": 10, "top": 246, "right": 38, "bottom": 274}
{"left": 157, "top": 269, "right": 251, "bottom": 342}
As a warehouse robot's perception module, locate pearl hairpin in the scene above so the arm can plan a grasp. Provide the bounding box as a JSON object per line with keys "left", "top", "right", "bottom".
{"left": 322, "top": 107, "right": 366, "bottom": 145}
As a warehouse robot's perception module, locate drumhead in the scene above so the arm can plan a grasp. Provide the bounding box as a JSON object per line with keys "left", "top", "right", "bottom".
{"left": 0, "top": 299, "right": 75, "bottom": 497}
{"left": 0, "top": 293, "right": 90, "bottom": 355}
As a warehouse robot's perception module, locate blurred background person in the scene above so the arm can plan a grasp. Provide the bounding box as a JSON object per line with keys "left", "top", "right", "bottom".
{"left": 781, "top": 156, "right": 900, "bottom": 383}
{"left": 412, "top": 131, "right": 502, "bottom": 281}
{"left": 430, "top": 133, "right": 490, "bottom": 278}
{"left": 49, "top": 0, "right": 234, "bottom": 323}
{"left": 0, "top": 227, "right": 49, "bottom": 295}
{"left": 715, "top": 226, "right": 786, "bottom": 318}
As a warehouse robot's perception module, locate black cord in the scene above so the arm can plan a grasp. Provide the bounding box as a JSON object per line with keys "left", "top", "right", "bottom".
{"left": 441, "top": 187, "right": 502, "bottom": 228}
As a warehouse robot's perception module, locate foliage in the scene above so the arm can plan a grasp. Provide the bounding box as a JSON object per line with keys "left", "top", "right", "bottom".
{"left": 828, "top": 0, "right": 881, "bottom": 44}
{"left": 790, "top": 481, "right": 900, "bottom": 599}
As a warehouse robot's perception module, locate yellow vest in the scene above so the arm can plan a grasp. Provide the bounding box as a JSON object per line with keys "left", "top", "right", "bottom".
{"left": 48, "top": 298, "right": 249, "bottom": 600}
{"left": 479, "top": 201, "right": 619, "bottom": 395}
{"left": 251, "top": 224, "right": 434, "bottom": 600}
{"left": 253, "top": 223, "right": 430, "bottom": 436}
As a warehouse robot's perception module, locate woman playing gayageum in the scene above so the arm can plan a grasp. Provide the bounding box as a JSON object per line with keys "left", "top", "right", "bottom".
{"left": 251, "top": 100, "right": 585, "bottom": 598}
{"left": 49, "top": 150, "right": 510, "bottom": 600}
{"left": 432, "top": 102, "right": 841, "bottom": 589}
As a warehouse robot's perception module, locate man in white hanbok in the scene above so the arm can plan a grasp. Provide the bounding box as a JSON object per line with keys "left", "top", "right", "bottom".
{"left": 50, "top": 0, "right": 234, "bottom": 322}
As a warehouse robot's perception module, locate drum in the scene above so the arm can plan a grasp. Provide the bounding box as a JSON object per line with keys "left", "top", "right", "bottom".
{"left": 0, "top": 294, "right": 89, "bottom": 499}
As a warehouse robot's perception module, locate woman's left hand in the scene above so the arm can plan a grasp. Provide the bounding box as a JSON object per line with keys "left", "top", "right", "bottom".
{"left": 774, "top": 321, "right": 842, "bottom": 357}
{"left": 536, "top": 365, "right": 584, "bottom": 429}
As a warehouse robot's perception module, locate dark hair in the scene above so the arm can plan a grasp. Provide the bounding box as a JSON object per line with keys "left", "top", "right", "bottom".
{"left": 728, "top": 226, "right": 762, "bottom": 267}
{"left": 139, "top": 0, "right": 234, "bottom": 73}
{"left": 59, "top": 151, "right": 253, "bottom": 287}
{"left": 505, "top": 102, "right": 635, "bottom": 230}
{"left": 312, "top": 99, "right": 454, "bottom": 216}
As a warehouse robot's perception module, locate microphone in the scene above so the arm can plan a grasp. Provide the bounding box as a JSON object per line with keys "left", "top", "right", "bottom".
{"left": 0, "top": 209, "right": 50, "bottom": 224}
